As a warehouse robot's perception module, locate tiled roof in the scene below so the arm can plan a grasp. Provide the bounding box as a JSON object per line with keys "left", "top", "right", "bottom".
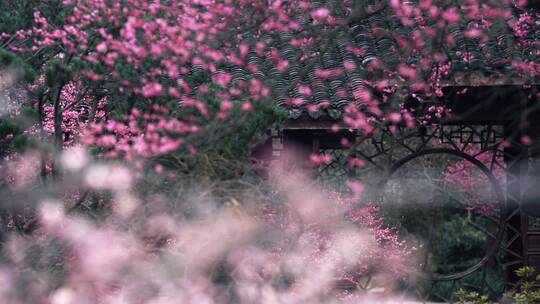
{"left": 228, "top": 5, "right": 540, "bottom": 120}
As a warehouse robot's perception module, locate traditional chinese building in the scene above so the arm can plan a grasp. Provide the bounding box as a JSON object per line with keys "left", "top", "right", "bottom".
{"left": 252, "top": 3, "right": 540, "bottom": 301}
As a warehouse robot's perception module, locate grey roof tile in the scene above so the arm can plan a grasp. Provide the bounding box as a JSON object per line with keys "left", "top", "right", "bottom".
{"left": 218, "top": 6, "right": 540, "bottom": 119}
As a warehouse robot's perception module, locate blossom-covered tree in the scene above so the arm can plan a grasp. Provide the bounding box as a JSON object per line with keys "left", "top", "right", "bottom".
{"left": 1, "top": 0, "right": 540, "bottom": 302}
{"left": 2, "top": 0, "right": 538, "bottom": 164}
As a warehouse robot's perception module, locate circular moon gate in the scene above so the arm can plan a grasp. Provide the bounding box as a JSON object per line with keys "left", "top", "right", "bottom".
{"left": 380, "top": 148, "right": 506, "bottom": 300}
{"left": 301, "top": 124, "right": 512, "bottom": 300}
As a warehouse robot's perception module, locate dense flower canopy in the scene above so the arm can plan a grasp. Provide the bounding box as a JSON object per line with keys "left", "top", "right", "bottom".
{"left": 2, "top": 0, "right": 539, "bottom": 160}
{"left": 0, "top": 0, "right": 539, "bottom": 302}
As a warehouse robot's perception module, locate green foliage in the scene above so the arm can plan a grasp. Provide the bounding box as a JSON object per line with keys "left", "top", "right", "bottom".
{"left": 0, "top": 49, "right": 37, "bottom": 82}
{"left": 184, "top": 70, "right": 210, "bottom": 85}
{"left": 12, "top": 134, "right": 28, "bottom": 150}
{"left": 456, "top": 266, "right": 540, "bottom": 304}
{"left": 456, "top": 288, "right": 490, "bottom": 304}
{"left": 0, "top": 106, "right": 39, "bottom": 153}
{"left": 0, "top": 1, "right": 38, "bottom": 35}
{"left": 0, "top": 1, "right": 75, "bottom": 73}
{"left": 0, "top": 116, "right": 21, "bottom": 137}
{"left": 214, "top": 102, "right": 287, "bottom": 158}
{"left": 513, "top": 266, "right": 540, "bottom": 304}
{"left": 155, "top": 101, "right": 286, "bottom": 182}
{"left": 0, "top": 0, "right": 70, "bottom": 34}
{"left": 515, "top": 266, "right": 535, "bottom": 279}
{"left": 44, "top": 60, "right": 71, "bottom": 88}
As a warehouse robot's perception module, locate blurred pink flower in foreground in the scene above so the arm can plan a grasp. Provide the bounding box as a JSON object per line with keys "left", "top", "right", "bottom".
{"left": 0, "top": 152, "right": 413, "bottom": 303}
